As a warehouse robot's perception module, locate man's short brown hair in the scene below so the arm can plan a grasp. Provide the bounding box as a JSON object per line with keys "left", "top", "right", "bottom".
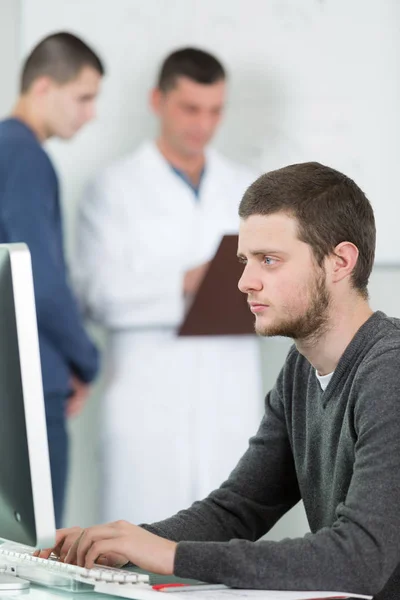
{"left": 239, "top": 162, "right": 376, "bottom": 299}
{"left": 157, "top": 47, "right": 225, "bottom": 92}
{"left": 21, "top": 32, "right": 105, "bottom": 93}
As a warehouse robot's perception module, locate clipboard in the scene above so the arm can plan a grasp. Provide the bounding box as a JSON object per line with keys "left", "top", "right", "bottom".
{"left": 178, "top": 234, "right": 255, "bottom": 336}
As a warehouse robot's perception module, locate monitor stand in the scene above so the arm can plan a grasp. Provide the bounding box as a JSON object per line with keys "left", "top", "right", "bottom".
{"left": 0, "top": 572, "right": 30, "bottom": 590}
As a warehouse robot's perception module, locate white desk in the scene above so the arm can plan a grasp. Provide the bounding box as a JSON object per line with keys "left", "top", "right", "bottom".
{"left": 0, "top": 571, "right": 198, "bottom": 600}
{"left": 0, "top": 582, "right": 147, "bottom": 599}
{"left": 1, "top": 585, "right": 104, "bottom": 599}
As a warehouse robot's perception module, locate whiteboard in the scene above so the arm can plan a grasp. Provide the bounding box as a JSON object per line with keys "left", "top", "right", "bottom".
{"left": 20, "top": 0, "right": 400, "bottom": 263}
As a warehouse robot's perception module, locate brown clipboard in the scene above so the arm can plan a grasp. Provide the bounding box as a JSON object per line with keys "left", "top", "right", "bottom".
{"left": 178, "top": 234, "right": 255, "bottom": 336}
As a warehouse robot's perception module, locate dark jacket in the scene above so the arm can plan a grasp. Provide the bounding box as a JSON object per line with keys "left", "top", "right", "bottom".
{"left": 0, "top": 118, "right": 99, "bottom": 400}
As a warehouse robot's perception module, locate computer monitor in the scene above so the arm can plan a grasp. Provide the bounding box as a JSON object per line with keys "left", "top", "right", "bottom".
{"left": 0, "top": 243, "right": 55, "bottom": 552}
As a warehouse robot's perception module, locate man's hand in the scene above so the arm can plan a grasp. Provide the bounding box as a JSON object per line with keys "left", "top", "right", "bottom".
{"left": 35, "top": 522, "right": 177, "bottom": 573}
{"left": 34, "top": 526, "right": 129, "bottom": 568}
{"left": 66, "top": 375, "right": 90, "bottom": 418}
{"left": 183, "top": 262, "right": 210, "bottom": 297}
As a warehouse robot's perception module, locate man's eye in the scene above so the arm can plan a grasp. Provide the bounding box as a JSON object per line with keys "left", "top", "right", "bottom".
{"left": 264, "top": 257, "right": 276, "bottom": 266}
{"left": 238, "top": 257, "right": 247, "bottom": 265}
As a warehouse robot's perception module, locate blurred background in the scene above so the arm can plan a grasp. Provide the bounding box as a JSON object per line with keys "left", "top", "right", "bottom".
{"left": 1, "top": 0, "right": 400, "bottom": 539}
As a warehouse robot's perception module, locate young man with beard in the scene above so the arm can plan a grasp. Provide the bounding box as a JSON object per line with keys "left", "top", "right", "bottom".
{"left": 39, "top": 162, "right": 400, "bottom": 598}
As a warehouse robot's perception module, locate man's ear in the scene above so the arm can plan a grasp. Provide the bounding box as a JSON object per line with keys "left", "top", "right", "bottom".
{"left": 329, "top": 241, "right": 359, "bottom": 284}
{"left": 149, "top": 87, "right": 162, "bottom": 115}
{"left": 30, "top": 75, "right": 52, "bottom": 97}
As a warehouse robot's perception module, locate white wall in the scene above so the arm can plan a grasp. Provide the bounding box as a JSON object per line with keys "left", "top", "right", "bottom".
{"left": 16, "top": 0, "right": 400, "bottom": 540}
{"left": 0, "top": 0, "right": 20, "bottom": 118}
{"left": 21, "top": 0, "right": 400, "bottom": 263}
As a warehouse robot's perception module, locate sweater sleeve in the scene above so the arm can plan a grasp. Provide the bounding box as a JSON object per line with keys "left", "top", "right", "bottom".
{"left": 169, "top": 349, "right": 400, "bottom": 596}
{"left": 2, "top": 145, "right": 99, "bottom": 383}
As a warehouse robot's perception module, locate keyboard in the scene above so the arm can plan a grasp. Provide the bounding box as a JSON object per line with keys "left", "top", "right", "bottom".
{"left": 0, "top": 543, "right": 150, "bottom": 593}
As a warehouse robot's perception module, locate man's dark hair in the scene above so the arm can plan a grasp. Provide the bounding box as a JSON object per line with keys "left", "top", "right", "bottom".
{"left": 239, "top": 162, "right": 376, "bottom": 299}
{"left": 157, "top": 47, "right": 226, "bottom": 92}
{"left": 21, "top": 32, "right": 105, "bottom": 93}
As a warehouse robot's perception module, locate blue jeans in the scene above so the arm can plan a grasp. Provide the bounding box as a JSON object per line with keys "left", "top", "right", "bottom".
{"left": 45, "top": 395, "right": 68, "bottom": 528}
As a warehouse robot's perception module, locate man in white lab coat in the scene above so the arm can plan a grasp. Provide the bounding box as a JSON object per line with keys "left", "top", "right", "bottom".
{"left": 74, "top": 48, "right": 263, "bottom": 524}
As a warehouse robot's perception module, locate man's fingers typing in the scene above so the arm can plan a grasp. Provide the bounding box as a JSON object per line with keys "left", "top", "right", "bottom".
{"left": 96, "top": 552, "right": 129, "bottom": 568}
{"left": 32, "top": 526, "right": 130, "bottom": 569}
{"left": 64, "top": 529, "right": 86, "bottom": 564}
{"left": 75, "top": 526, "right": 119, "bottom": 567}
{"left": 33, "top": 547, "right": 53, "bottom": 559}
{"left": 85, "top": 539, "right": 121, "bottom": 569}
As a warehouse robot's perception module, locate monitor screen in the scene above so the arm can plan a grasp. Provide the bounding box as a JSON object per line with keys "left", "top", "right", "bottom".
{"left": 0, "top": 244, "right": 55, "bottom": 549}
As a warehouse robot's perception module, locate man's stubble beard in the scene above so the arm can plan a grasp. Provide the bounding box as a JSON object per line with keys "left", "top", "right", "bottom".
{"left": 255, "top": 268, "right": 331, "bottom": 344}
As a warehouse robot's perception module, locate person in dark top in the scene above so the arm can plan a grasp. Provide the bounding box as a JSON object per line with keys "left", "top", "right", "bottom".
{"left": 39, "top": 164, "right": 400, "bottom": 596}
{"left": 0, "top": 32, "right": 104, "bottom": 526}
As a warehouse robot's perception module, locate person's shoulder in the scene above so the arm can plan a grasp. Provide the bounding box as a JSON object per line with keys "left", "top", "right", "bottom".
{"left": 352, "top": 313, "right": 400, "bottom": 419}
{"left": 0, "top": 118, "right": 53, "bottom": 174}
{"left": 377, "top": 311, "right": 400, "bottom": 334}
{"left": 0, "top": 118, "right": 38, "bottom": 151}
{"left": 0, "top": 118, "right": 34, "bottom": 142}
{"left": 83, "top": 142, "right": 152, "bottom": 208}
{"left": 351, "top": 312, "right": 400, "bottom": 392}
{"left": 363, "top": 311, "right": 400, "bottom": 357}
{"left": 100, "top": 141, "right": 154, "bottom": 180}
{"left": 207, "top": 148, "right": 259, "bottom": 189}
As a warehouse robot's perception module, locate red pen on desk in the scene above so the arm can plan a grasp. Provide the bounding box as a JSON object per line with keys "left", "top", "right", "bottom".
{"left": 152, "top": 583, "right": 227, "bottom": 593}
{"left": 152, "top": 584, "right": 188, "bottom": 591}
{"left": 152, "top": 587, "right": 357, "bottom": 598}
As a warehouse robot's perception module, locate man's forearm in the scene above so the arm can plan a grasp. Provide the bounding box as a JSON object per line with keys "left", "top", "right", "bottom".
{"left": 172, "top": 521, "right": 396, "bottom": 596}
{"left": 141, "top": 482, "right": 293, "bottom": 546}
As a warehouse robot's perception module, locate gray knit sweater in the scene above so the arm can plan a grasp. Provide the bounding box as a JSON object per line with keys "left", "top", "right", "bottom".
{"left": 144, "top": 311, "right": 400, "bottom": 595}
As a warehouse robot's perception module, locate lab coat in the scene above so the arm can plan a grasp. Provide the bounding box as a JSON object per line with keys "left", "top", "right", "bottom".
{"left": 74, "top": 141, "right": 263, "bottom": 524}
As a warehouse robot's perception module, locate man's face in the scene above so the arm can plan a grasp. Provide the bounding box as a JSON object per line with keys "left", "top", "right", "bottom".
{"left": 44, "top": 66, "right": 102, "bottom": 139}
{"left": 151, "top": 76, "right": 226, "bottom": 157}
{"left": 238, "top": 213, "right": 331, "bottom": 341}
